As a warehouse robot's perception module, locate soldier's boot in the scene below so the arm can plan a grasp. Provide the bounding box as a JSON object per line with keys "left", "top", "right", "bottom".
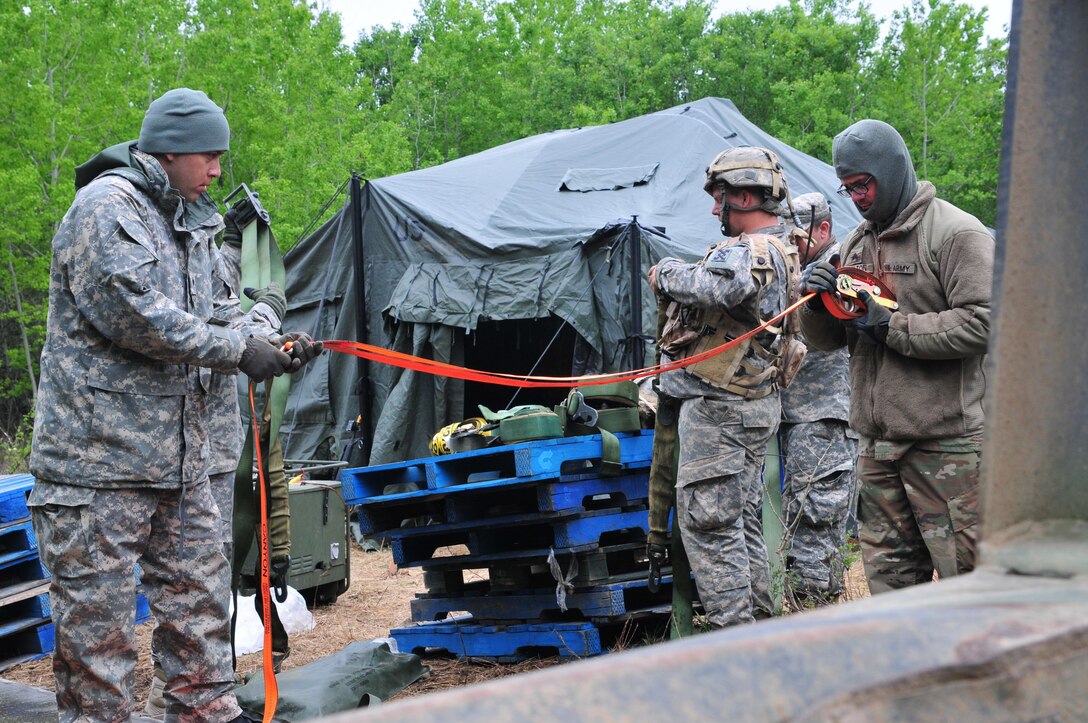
{"left": 142, "top": 663, "right": 167, "bottom": 719}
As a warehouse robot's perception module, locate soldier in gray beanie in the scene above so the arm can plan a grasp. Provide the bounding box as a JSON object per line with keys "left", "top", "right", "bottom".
{"left": 29, "top": 86, "right": 319, "bottom": 722}
{"left": 138, "top": 87, "right": 230, "bottom": 154}
{"left": 798, "top": 119, "right": 994, "bottom": 597}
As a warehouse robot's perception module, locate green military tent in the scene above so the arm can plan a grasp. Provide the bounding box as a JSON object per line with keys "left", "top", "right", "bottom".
{"left": 275, "top": 97, "right": 862, "bottom": 467}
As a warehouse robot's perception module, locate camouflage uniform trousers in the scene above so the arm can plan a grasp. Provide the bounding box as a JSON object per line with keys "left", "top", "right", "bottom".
{"left": 856, "top": 445, "right": 980, "bottom": 594}
{"left": 675, "top": 393, "right": 778, "bottom": 628}
{"left": 30, "top": 478, "right": 242, "bottom": 723}
{"left": 779, "top": 419, "right": 857, "bottom": 597}
{"left": 150, "top": 470, "right": 235, "bottom": 669}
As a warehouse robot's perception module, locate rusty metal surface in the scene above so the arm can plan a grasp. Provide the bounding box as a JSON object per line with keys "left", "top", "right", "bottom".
{"left": 328, "top": 569, "right": 1088, "bottom": 722}
{"left": 980, "top": 0, "right": 1088, "bottom": 538}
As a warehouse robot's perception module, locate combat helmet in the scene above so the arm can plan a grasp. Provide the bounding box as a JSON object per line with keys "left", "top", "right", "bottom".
{"left": 704, "top": 146, "right": 790, "bottom": 214}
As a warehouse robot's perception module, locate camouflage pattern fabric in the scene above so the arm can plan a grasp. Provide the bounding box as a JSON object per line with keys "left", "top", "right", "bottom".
{"left": 656, "top": 224, "right": 790, "bottom": 628}
{"left": 28, "top": 148, "right": 244, "bottom": 721}
{"left": 778, "top": 241, "right": 857, "bottom": 599}
{"left": 780, "top": 242, "right": 850, "bottom": 424}
{"left": 778, "top": 419, "right": 857, "bottom": 598}
{"left": 30, "top": 149, "right": 245, "bottom": 487}
{"left": 856, "top": 442, "right": 980, "bottom": 594}
{"left": 657, "top": 224, "right": 791, "bottom": 402}
{"left": 675, "top": 393, "right": 780, "bottom": 628}
{"left": 29, "top": 479, "right": 241, "bottom": 723}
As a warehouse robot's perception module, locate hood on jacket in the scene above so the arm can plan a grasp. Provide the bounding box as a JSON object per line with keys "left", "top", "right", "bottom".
{"left": 833, "top": 119, "right": 918, "bottom": 229}
{"left": 74, "top": 142, "right": 221, "bottom": 231}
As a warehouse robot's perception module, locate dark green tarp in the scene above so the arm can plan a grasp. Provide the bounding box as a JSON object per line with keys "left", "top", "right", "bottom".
{"left": 276, "top": 97, "right": 861, "bottom": 466}
{"left": 233, "top": 641, "right": 427, "bottom": 720}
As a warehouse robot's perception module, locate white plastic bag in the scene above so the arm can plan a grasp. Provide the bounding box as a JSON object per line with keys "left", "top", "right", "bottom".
{"left": 231, "top": 586, "right": 316, "bottom": 656}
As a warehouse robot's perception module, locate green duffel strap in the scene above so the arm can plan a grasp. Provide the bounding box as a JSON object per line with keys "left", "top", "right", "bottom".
{"left": 576, "top": 380, "right": 639, "bottom": 406}
{"left": 565, "top": 407, "right": 641, "bottom": 436}
{"left": 558, "top": 406, "right": 640, "bottom": 477}
{"left": 498, "top": 411, "right": 564, "bottom": 443}
{"left": 598, "top": 427, "right": 623, "bottom": 477}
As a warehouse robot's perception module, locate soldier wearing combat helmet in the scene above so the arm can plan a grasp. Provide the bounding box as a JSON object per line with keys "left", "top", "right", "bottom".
{"left": 648, "top": 146, "right": 803, "bottom": 628}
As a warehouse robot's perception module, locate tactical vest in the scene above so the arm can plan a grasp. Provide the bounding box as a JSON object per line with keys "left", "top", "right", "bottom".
{"left": 659, "top": 233, "right": 805, "bottom": 398}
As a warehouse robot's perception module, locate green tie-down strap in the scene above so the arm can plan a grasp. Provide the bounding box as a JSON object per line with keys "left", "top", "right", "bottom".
{"left": 556, "top": 382, "right": 642, "bottom": 476}
{"left": 647, "top": 394, "right": 681, "bottom": 547}
{"left": 497, "top": 408, "right": 565, "bottom": 443}
{"left": 232, "top": 203, "right": 291, "bottom": 590}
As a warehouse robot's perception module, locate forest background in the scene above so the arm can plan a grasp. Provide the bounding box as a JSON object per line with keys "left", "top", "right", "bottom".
{"left": 0, "top": 0, "right": 1007, "bottom": 462}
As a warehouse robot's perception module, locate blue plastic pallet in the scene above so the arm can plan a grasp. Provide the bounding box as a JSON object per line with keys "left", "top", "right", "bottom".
{"left": 0, "top": 520, "right": 38, "bottom": 571}
{"left": 0, "top": 556, "right": 49, "bottom": 588}
{"left": 389, "top": 506, "right": 650, "bottom": 566}
{"left": 0, "top": 473, "right": 34, "bottom": 525}
{"left": 355, "top": 469, "right": 650, "bottom": 536}
{"left": 410, "top": 575, "right": 674, "bottom": 623}
{"left": 0, "top": 593, "right": 51, "bottom": 638}
{"left": 341, "top": 431, "right": 654, "bottom": 503}
{"left": 0, "top": 621, "right": 54, "bottom": 673}
{"left": 390, "top": 620, "right": 602, "bottom": 661}
{"left": 417, "top": 542, "right": 659, "bottom": 596}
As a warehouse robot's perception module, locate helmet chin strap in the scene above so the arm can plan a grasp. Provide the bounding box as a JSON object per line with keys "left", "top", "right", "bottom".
{"left": 718, "top": 200, "right": 762, "bottom": 236}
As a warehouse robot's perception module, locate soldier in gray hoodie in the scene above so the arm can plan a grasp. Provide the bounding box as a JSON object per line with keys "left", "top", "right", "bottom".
{"left": 798, "top": 120, "right": 993, "bottom": 594}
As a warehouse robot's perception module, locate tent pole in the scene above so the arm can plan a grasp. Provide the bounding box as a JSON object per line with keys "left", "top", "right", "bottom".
{"left": 627, "top": 219, "right": 644, "bottom": 371}
{"left": 350, "top": 173, "right": 372, "bottom": 465}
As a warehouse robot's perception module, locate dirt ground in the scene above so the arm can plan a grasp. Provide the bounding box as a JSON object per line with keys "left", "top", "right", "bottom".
{"left": 4, "top": 540, "right": 871, "bottom": 704}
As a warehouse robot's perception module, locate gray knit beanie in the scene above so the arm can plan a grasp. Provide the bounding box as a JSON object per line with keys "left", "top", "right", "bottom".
{"left": 832, "top": 119, "right": 917, "bottom": 227}
{"left": 138, "top": 88, "right": 230, "bottom": 154}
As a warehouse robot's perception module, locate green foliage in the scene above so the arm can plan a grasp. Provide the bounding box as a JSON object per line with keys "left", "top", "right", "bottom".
{"left": 0, "top": 412, "right": 35, "bottom": 474}
{"left": 866, "top": 0, "right": 1006, "bottom": 226}
{"left": 0, "top": 0, "right": 1008, "bottom": 440}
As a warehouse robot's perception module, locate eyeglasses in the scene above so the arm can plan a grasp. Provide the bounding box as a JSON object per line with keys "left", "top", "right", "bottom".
{"left": 836, "top": 174, "right": 874, "bottom": 198}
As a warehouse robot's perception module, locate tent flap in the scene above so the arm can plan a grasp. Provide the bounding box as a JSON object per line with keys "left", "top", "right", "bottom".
{"left": 559, "top": 163, "right": 660, "bottom": 192}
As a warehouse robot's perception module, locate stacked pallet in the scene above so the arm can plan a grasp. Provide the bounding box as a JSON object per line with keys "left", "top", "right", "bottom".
{"left": 341, "top": 431, "right": 678, "bottom": 661}
{"left": 0, "top": 474, "right": 150, "bottom": 672}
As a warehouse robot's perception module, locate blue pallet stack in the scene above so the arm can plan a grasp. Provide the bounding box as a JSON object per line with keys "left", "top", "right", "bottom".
{"left": 341, "top": 430, "right": 681, "bottom": 662}
{"left": 0, "top": 473, "right": 151, "bottom": 672}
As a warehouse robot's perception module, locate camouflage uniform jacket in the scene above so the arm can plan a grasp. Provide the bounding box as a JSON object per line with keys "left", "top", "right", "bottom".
{"left": 30, "top": 150, "right": 246, "bottom": 488}
{"left": 656, "top": 224, "right": 791, "bottom": 401}
{"left": 781, "top": 240, "right": 850, "bottom": 424}
{"left": 798, "top": 182, "right": 993, "bottom": 441}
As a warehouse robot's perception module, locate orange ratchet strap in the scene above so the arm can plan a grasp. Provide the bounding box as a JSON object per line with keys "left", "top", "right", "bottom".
{"left": 247, "top": 382, "right": 279, "bottom": 723}
{"left": 820, "top": 266, "right": 899, "bottom": 320}
{"left": 323, "top": 293, "right": 816, "bottom": 388}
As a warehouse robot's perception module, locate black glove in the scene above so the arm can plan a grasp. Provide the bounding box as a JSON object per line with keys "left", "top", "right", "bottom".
{"left": 853, "top": 288, "right": 892, "bottom": 343}
{"left": 222, "top": 204, "right": 245, "bottom": 249}
{"left": 222, "top": 197, "right": 260, "bottom": 249}
{"left": 270, "top": 555, "right": 291, "bottom": 603}
{"left": 274, "top": 332, "right": 323, "bottom": 372}
{"left": 238, "top": 336, "right": 293, "bottom": 382}
{"left": 801, "top": 254, "right": 840, "bottom": 294}
{"left": 801, "top": 254, "right": 840, "bottom": 311}
{"left": 646, "top": 542, "right": 668, "bottom": 593}
{"left": 243, "top": 282, "right": 287, "bottom": 322}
